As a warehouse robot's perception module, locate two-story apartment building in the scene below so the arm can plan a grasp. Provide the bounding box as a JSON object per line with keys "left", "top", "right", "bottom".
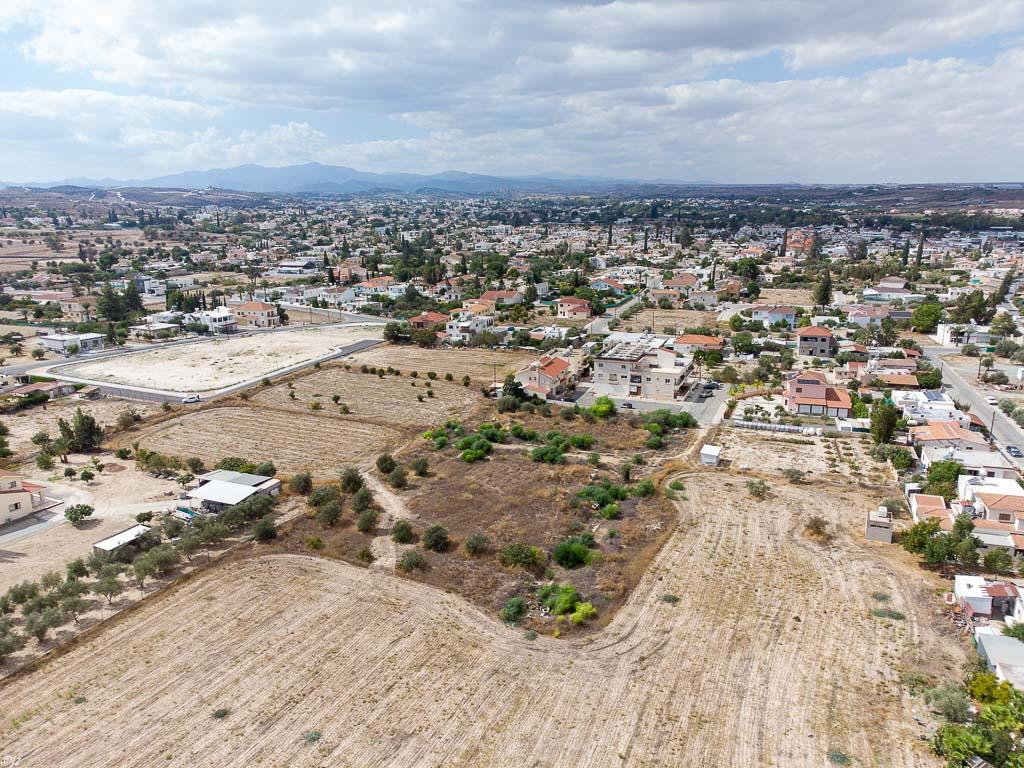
{"left": 556, "top": 297, "right": 592, "bottom": 320}
{"left": 234, "top": 301, "right": 280, "bottom": 328}
{"left": 592, "top": 337, "right": 691, "bottom": 401}
{"left": 796, "top": 326, "right": 837, "bottom": 357}
{"left": 445, "top": 311, "right": 494, "bottom": 344}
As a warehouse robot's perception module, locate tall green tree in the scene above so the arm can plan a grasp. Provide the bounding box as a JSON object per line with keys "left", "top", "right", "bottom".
{"left": 812, "top": 269, "right": 832, "bottom": 307}
{"left": 870, "top": 402, "right": 898, "bottom": 445}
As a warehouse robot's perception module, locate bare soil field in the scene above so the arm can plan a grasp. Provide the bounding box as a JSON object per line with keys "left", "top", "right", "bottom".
{"left": 120, "top": 405, "right": 404, "bottom": 475}
{"left": 345, "top": 344, "right": 534, "bottom": 382}
{"left": 252, "top": 366, "right": 478, "bottom": 428}
{"left": 759, "top": 287, "right": 815, "bottom": 306}
{"left": 717, "top": 426, "right": 889, "bottom": 484}
{"left": 3, "top": 397, "right": 159, "bottom": 455}
{"left": 0, "top": 471, "right": 958, "bottom": 767}
{"left": 58, "top": 325, "right": 384, "bottom": 393}
{"left": 617, "top": 307, "right": 720, "bottom": 334}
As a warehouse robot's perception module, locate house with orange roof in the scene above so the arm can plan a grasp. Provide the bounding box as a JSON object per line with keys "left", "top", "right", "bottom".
{"left": 556, "top": 296, "right": 592, "bottom": 320}
{"left": 0, "top": 470, "right": 57, "bottom": 526}
{"left": 589, "top": 278, "right": 625, "bottom": 295}
{"left": 513, "top": 352, "right": 580, "bottom": 399}
{"left": 751, "top": 305, "right": 796, "bottom": 328}
{"left": 234, "top": 300, "right": 280, "bottom": 328}
{"left": 783, "top": 371, "right": 852, "bottom": 417}
{"left": 909, "top": 421, "right": 988, "bottom": 451}
{"left": 673, "top": 334, "right": 725, "bottom": 355}
{"left": 796, "top": 326, "right": 837, "bottom": 357}
{"left": 408, "top": 311, "right": 449, "bottom": 330}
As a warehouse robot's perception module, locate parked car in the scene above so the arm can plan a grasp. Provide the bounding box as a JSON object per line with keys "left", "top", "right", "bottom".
{"left": 181, "top": 394, "right": 201, "bottom": 404}
{"left": 986, "top": 396, "right": 998, "bottom": 405}
{"left": 1007, "top": 446, "right": 1023, "bottom": 458}
{"left": 620, "top": 401, "right": 634, "bottom": 409}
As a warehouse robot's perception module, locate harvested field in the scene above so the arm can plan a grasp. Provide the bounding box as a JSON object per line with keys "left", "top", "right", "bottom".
{"left": 0, "top": 473, "right": 957, "bottom": 767}
{"left": 120, "top": 405, "right": 403, "bottom": 475}
{"left": 253, "top": 366, "right": 478, "bottom": 428}
{"left": 717, "top": 426, "right": 889, "bottom": 483}
{"left": 3, "top": 397, "right": 159, "bottom": 455}
{"left": 58, "top": 324, "right": 383, "bottom": 393}
{"left": 617, "top": 307, "right": 720, "bottom": 333}
{"left": 759, "top": 287, "right": 815, "bottom": 306}
{"left": 345, "top": 344, "right": 534, "bottom": 382}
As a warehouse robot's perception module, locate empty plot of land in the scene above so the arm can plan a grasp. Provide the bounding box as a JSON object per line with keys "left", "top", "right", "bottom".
{"left": 758, "top": 287, "right": 815, "bottom": 306}
{"left": 59, "top": 325, "right": 383, "bottom": 393}
{"left": 0, "top": 473, "right": 949, "bottom": 767}
{"left": 123, "top": 406, "right": 402, "bottom": 475}
{"left": 717, "top": 426, "right": 887, "bottom": 483}
{"left": 346, "top": 345, "right": 534, "bottom": 382}
{"left": 3, "top": 397, "right": 159, "bottom": 455}
{"left": 253, "top": 367, "right": 477, "bottom": 428}
{"left": 617, "top": 308, "right": 720, "bottom": 333}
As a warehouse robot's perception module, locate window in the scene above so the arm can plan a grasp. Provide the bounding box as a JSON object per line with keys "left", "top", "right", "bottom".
{"left": 8, "top": 502, "right": 20, "bottom": 512}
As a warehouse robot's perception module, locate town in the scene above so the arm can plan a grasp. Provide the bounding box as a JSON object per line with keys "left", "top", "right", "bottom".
{"left": 0, "top": 181, "right": 1022, "bottom": 766}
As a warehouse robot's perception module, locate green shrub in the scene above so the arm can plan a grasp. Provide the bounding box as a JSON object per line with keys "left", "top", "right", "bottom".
{"left": 538, "top": 583, "right": 580, "bottom": 614}
{"left": 632, "top": 479, "right": 656, "bottom": 498}
{"left": 253, "top": 515, "right": 277, "bottom": 542}
{"left": 501, "top": 596, "right": 526, "bottom": 623}
{"left": 569, "top": 433, "right": 595, "bottom": 450}
{"left": 392, "top": 519, "right": 414, "bottom": 544}
{"left": 308, "top": 485, "right": 341, "bottom": 508}
{"left": 569, "top": 601, "right": 597, "bottom": 624}
{"left": 531, "top": 444, "right": 564, "bottom": 464}
{"left": 397, "top": 550, "right": 424, "bottom": 571}
{"left": 316, "top": 500, "right": 341, "bottom": 527}
{"left": 352, "top": 486, "right": 373, "bottom": 513}
{"left": 376, "top": 453, "right": 397, "bottom": 474}
{"left": 356, "top": 509, "right": 378, "bottom": 534}
{"left": 422, "top": 524, "right": 449, "bottom": 552}
{"left": 340, "top": 467, "right": 363, "bottom": 493}
{"left": 388, "top": 466, "right": 408, "bottom": 488}
{"left": 410, "top": 457, "right": 429, "bottom": 476}
{"left": 500, "top": 542, "right": 543, "bottom": 569}
{"left": 552, "top": 534, "right": 595, "bottom": 569}
{"left": 289, "top": 472, "right": 313, "bottom": 494}
{"left": 464, "top": 531, "right": 489, "bottom": 556}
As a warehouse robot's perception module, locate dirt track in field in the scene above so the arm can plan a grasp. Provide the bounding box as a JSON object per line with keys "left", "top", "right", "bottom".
{"left": 0, "top": 473, "right": 947, "bottom": 767}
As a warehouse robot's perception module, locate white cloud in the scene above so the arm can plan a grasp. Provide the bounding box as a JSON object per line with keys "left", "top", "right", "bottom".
{"left": 3, "top": 1, "right": 1024, "bottom": 180}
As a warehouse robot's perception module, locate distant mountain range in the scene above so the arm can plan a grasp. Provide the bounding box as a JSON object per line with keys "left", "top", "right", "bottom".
{"left": 1, "top": 162, "right": 706, "bottom": 196}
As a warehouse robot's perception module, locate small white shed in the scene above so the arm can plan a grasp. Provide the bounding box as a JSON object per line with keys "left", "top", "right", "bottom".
{"left": 700, "top": 444, "right": 722, "bottom": 467}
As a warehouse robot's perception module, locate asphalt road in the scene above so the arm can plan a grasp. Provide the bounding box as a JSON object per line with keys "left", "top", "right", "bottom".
{"left": 922, "top": 343, "right": 1024, "bottom": 467}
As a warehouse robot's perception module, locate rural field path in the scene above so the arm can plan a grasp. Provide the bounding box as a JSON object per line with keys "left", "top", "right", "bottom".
{"left": 362, "top": 471, "right": 417, "bottom": 571}
{"left": 0, "top": 473, "right": 940, "bottom": 768}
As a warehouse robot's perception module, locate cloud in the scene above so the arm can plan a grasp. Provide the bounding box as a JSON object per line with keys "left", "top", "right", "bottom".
{"left": 3, "top": 1, "right": 1024, "bottom": 181}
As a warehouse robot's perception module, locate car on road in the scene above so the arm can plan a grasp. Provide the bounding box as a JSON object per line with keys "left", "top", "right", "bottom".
{"left": 620, "top": 401, "right": 634, "bottom": 409}
{"left": 987, "top": 396, "right": 999, "bottom": 405}
{"left": 181, "top": 394, "right": 201, "bottom": 404}
{"left": 1008, "top": 446, "right": 1023, "bottom": 458}
{"left": 705, "top": 380, "right": 720, "bottom": 389}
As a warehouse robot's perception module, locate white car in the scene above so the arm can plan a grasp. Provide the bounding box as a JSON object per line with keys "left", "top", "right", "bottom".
{"left": 987, "top": 396, "right": 998, "bottom": 406}
{"left": 181, "top": 394, "right": 201, "bottom": 404}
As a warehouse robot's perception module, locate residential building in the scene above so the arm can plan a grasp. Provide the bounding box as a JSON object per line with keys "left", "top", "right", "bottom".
{"left": 445, "top": 311, "right": 493, "bottom": 344}
{"left": 783, "top": 371, "right": 852, "bottom": 417}
{"left": 751, "top": 305, "right": 796, "bottom": 328}
{"left": 909, "top": 421, "right": 989, "bottom": 452}
{"left": 235, "top": 301, "right": 280, "bottom": 328}
{"left": 557, "top": 297, "right": 592, "bottom": 320}
{"left": 796, "top": 326, "right": 837, "bottom": 357}
{"left": 513, "top": 352, "right": 581, "bottom": 399}
{"left": 38, "top": 332, "right": 105, "bottom": 356}
{"left": 409, "top": 311, "right": 449, "bottom": 330}
{"left": 0, "top": 470, "right": 54, "bottom": 525}
{"left": 592, "top": 337, "right": 692, "bottom": 401}
{"left": 672, "top": 334, "right": 725, "bottom": 355}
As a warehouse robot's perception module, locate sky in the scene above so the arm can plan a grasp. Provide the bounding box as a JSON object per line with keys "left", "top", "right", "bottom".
{"left": 1, "top": 0, "right": 1023, "bottom": 184}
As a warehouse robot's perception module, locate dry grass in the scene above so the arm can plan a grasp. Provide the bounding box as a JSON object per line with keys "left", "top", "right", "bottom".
{"left": 717, "top": 427, "right": 887, "bottom": 483}
{"left": 4, "top": 397, "right": 159, "bottom": 455}
{"left": 0, "top": 473, "right": 959, "bottom": 767}
{"left": 345, "top": 344, "right": 535, "bottom": 382}
{"left": 759, "top": 287, "right": 815, "bottom": 306}
{"left": 617, "top": 308, "right": 720, "bottom": 334}
{"left": 252, "top": 365, "right": 477, "bottom": 428}
{"left": 119, "top": 405, "right": 404, "bottom": 475}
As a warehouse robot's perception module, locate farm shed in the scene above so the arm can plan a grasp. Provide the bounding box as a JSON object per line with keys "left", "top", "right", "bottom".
{"left": 187, "top": 480, "right": 261, "bottom": 512}
{"left": 93, "top": 524, "right": 151, "bottom": 558}
{"left": 699, "top": 444, "right": 722, "bottom": 467}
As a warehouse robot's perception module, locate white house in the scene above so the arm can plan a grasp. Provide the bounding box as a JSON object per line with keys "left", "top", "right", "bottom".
{"left": 445, "top": 311, "right": 494, "bottom": 344}
{"left": 592, "top": 336, "right": 692, "bottom": 401}
{"left": 38, "top": 332, "right": 105, "bottom": 356}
